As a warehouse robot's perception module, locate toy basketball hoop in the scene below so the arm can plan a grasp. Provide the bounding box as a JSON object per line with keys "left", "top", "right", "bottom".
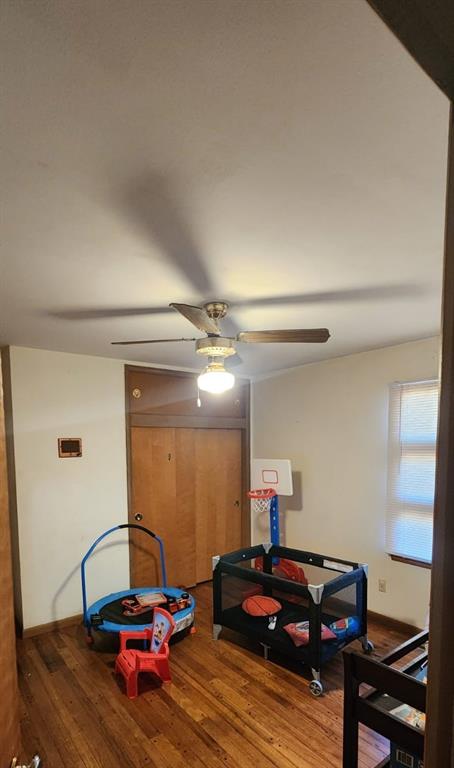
{"left": 248, "top": 488, "right": 277, "bottom": 516}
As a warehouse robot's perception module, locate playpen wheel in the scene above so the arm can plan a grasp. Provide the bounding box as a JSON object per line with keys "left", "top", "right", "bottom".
{"left": 309, "top": 680, "right": 323, "bottom": 697}
{"left": 363, "top": 639, "right": 374, "bottom": 654}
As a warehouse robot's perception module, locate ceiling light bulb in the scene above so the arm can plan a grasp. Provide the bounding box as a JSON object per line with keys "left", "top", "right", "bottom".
{"left": 197, "top": 362, "right": 235, "bottom": 394}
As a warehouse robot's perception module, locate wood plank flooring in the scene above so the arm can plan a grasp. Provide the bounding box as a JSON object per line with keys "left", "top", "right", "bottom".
{"left": 18, "top": 583, "right": 410, "bottom": 767}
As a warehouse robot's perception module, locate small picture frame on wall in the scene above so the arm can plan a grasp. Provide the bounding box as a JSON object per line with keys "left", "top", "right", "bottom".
{"left": 58, "top": 438, "right": 82, "bottom": 458}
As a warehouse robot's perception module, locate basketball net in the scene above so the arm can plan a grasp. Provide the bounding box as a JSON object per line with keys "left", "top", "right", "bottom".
{"left": 247, "top": 488, "right": 277, "bottom": 516}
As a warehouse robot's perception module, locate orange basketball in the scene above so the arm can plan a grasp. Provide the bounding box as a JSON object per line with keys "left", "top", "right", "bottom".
{"left": 242, "top": 595, "right": 282, "bottom": 617}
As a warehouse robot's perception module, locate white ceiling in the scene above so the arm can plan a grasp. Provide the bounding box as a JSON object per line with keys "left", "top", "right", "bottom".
{"left": 1, "top": 0, "right": 449, "bottom": 377}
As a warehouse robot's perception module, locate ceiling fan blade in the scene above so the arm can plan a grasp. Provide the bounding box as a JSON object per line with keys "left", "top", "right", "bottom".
{"left": 229, "top": 284, "right": 425, "bottom": 310}
{"left": 111, "top": 337, "right": 197, "bottom": 346}
{"left": 120, "top": 173, "right": 214, "bottom": 295}
{"left": 170, "top": 303, "right": 220, "bottom": 334}
{"left": 237, "top": 329, "right": 330, "bottom": 343}
{"left": 51, "top": 305, "right": 173, "bottom": 320}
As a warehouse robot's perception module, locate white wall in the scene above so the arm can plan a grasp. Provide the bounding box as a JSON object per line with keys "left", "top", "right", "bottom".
{"left": 252, "top": 337, "right": 439, "bottom": 629}
{"left": 10, "top": 338, "right": 438, "bottom": 630}
{"left": 10, "top": 347, "right": 130, "bottom": 629}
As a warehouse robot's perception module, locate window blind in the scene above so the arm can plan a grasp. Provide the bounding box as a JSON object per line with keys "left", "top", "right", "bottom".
{"left": 386, "top": 379, "right": 439, "bottom": 564}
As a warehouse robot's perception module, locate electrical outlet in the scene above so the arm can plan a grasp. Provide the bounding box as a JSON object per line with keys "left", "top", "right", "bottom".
{"left": 378, "top": 578, "right": 387, "bottom": 593}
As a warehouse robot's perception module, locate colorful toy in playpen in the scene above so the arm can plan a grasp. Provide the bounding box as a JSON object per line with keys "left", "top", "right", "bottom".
{"left": 115, "top": 606, "right": 175, "bottom": 698}
{"left": 81, "top": 523, "right": 195, "bottom": 644}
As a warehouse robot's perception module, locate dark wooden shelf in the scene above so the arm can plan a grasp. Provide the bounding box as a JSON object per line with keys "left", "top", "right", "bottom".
{"left": 343, "top": 630, "right": 428, "bottom": 767}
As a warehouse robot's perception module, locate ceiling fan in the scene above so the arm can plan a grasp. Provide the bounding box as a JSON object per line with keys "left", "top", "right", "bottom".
{"left": 112, "top": 301, "right": 330, "bottom": 393}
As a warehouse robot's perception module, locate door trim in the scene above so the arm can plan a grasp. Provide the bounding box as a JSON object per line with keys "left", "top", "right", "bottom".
{"left": 130, "top": 413, "right": 248, "bottom": 429}
{"left": 365, "top": 5, "right": 454, "bottom": 764}
{"left": 367, "top": 0, "right": 454, "bottom": 102}
{"left": 0, "top": 353, "right": 21, "bottom": 759}
{"left": 425, "top": 107, "right": 454, "bottom": 768}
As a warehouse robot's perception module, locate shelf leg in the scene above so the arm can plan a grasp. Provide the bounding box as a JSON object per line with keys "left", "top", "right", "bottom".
{"left": 260, "top": 643, "right": 271, "bottom": 661}
{"left": 212, "top": 624, "right": 222, "bottom": 640}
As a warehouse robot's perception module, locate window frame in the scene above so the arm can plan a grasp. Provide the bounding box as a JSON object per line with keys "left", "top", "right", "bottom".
{"left": 386, "top": 378, "right": 439, "bottom": 569}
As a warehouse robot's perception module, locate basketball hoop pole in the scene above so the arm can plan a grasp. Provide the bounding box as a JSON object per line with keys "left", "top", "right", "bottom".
{"left": 248, "top": 488, "right": 280, "bottom": 564}
{"left": 270, "top": 494, "right": 280, "bottom": 547}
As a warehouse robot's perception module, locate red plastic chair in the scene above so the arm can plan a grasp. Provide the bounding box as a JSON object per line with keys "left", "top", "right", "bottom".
{"left": 115, "top": 607, "right": 175, "bottom": 699}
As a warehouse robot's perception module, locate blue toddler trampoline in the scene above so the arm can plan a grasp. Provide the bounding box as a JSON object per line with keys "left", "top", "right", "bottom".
{"left": 81, "top": 523, "right": 195, "bottom": 643}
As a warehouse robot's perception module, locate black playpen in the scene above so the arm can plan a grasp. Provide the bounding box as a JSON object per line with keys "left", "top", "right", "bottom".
{"left": 213, "top": 543, "right": 371, "bottom": 695}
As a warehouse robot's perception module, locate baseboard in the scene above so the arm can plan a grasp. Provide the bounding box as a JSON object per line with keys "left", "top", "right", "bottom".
{"left": 20, "top": 608, "right": 421, "bottom": 641}
{"left": 368, "top": 609, "right": 422, "bottom": 637}
{"left": 329, "top": 595, "right": 423, "bottom": 638}
{"left": 21, "top": 613, "right": 82, "bottom": 639}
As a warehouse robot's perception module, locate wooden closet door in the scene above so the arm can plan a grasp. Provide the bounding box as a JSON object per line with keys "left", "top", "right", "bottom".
{"left": 195, "top": 429, "right": 243, "bottom": 582}
{"left": 130, "top": 427, "right": 197, "bottom": 588}
{"left": 130, "top": 426, "right": 243, "bottom": 587}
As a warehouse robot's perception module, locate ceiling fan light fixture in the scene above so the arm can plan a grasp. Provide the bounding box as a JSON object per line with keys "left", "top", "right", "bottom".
{"left": 197, "top": 361, "right": 235, "bottom": 394}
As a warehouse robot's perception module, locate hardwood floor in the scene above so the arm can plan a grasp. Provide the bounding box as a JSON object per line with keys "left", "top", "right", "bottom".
{"left": 18, "top": 583, "right": 410, "bottom": 768}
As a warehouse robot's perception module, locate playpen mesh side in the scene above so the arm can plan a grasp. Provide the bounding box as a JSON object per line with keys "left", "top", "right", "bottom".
{"left": 299, "top": 563, "right": 342, "bottom": 584}
{"left": 322, "top": 582, "right": 359, "bottom": 622}
{"left": 219, "top": 567, "right": 265, "bottom": 611}
{"left": 270, "top": 561, "right": 338, "bottom": 609}
{"left": 217, "top": 558, "right": 312, "bottom": 617}
{"left": 217, "top": 555, "right": 362, "bottom": 618}
{"left": 287, "top": 562, "right": 361, "bottom": 623}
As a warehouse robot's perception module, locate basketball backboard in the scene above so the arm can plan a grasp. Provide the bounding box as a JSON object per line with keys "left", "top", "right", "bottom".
{"left": 251, "top": 458, "right": 293, "bottom": 496}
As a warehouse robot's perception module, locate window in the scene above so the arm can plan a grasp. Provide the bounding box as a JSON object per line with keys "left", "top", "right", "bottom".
{"left": 386, "top": 379, "right": 439, "bottom": 565}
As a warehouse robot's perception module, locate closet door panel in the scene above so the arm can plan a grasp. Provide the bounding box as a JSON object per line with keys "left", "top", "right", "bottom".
{"left": 195, "top": 429, "right": 243, "bottom": 582}
{"left": 130, "top": 427, "right": 196, "bottom": 588}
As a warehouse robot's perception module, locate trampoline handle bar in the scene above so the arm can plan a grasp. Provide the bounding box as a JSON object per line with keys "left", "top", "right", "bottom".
{"left": 81, "top": 523, "right": 168, "bottom": 626}
{"left": 118, "top": 523, "right": 156, "bottom": 536}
